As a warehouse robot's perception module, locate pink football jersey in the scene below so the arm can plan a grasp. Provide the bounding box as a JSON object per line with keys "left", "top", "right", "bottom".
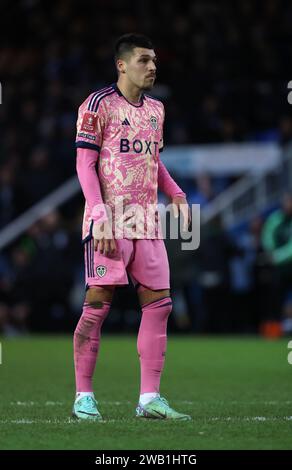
{"left": 76, "top": 84, "right": 164, "bottom": 239}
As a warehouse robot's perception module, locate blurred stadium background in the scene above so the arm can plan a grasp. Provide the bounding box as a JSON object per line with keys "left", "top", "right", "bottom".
{"left": 2, "top": 0, "right": 292, "bottom": 452}
{"left": 1, "top": 0, "right": 292, "bottom": 338}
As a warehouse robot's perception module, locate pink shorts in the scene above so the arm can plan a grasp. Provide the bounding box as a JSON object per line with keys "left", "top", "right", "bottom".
{"left": 84, "top": 238, "right": 170, "bottom": 290}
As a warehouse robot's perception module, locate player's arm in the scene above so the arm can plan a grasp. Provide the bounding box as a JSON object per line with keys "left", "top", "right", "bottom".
{"left": 75, "top": 101, "right": 116, "bottom": 255}
{"left": 157, "top": 103, "right": 190, "bottom": 231}
{"left": 158, "top": 159, "right": 190, "bottom": 231}
{"left": 76, "top": 148, "right": 116, "bottom": 255}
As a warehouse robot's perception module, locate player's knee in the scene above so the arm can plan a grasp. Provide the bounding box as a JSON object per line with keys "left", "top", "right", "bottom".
{"left": 163, "top": 298, "right": 172, "bottom": 319}
{"left": 142, "top": 294, "right": 172, "bottom": 320}
{"left": 138, "top": 288, "right": 170, "bottom": 307}
{"left": 85, "top": 286, "right": 114, "bottom": 308}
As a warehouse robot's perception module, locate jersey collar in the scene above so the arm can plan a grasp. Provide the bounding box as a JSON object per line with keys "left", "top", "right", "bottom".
{"left": 113, "top": 83, "right": 145, "bottom": 107}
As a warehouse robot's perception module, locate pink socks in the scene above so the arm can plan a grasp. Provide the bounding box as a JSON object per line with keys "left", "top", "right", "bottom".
{"left": 137, "top": 297, "right": 172, "bottom": 394}
{"left": 74, "top": 296, "right": 172, "bottom": 396}
{"left": 73, "top": 301, "right": 111, "bottom": 392}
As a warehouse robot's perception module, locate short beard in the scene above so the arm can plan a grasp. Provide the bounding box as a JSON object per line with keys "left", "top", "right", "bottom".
{"left": 142, "top": 84, "right": 154, "bottom": 91}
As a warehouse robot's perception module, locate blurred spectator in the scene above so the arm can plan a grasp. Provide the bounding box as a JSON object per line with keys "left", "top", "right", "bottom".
{"left": 279, "top": 116, "right": 292, "bottom": 146}
{"left": 229, "top": 216, "right": 276, "bottom": 333}
{"left": 262, "top": 193, "right": 292, "bottom": 320}
{"left": 0, "top": 303, "right": 10, "bottom": 335}
{"left": 1, "top": 0, "right": 292, "bottom": 224}
{"left": 8, "top": 302, "right": 31, "bottom": 336}
{"left": 188, "top": 173, "right": 215, "bottom": 207}
{"left": 164, "top": 215, "right": 197, "bottom": 331}
{"left": 281, "top": 292, "right": 292, "bottom": 335}
{"left": 198, "top": 215, "right": 241, "bottom": 333}
{"left": 1, "top": 0, "right": 292, "bottom": 333}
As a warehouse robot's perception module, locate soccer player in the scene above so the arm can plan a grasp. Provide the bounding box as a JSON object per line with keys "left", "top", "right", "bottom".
{"left": 73, "top": 33, "right": 191, "bottom": 421}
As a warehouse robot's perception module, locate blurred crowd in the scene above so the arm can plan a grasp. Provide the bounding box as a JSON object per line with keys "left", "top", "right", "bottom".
{"left": 1, "top": 0, "right": 292, "bottom": 335}
{"left": 1, "top": 181, "right": 292, "bottom": 337}
{"left": 2, "top": 0, "right": 292, "bottom": 223}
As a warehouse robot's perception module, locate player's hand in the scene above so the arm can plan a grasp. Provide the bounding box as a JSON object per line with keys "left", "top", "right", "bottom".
{"left": 172, "top": 196, "right": 191, "bottom": 232}
{"left": 92, "top": 220, "right": 116, "bottom": 256}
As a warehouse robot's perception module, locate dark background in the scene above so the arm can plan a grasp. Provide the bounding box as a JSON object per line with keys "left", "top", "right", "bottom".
{"left": 1, "top": 0, "right": 292, "bottom": 336}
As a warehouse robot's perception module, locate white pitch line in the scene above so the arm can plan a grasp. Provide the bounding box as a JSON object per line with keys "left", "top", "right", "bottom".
{"left": 0, "top": 419, "right": 123, "bottom": 424}
{"left": 10, "top": 401, "right": 64, "bottom": 406}
{"left": 179, "top": 400, "right": 292, "bottom": 405}
{"left": 9, "top": 400, "right": 292, "bottom": 407}
{"left": 209, "top": 416, "right": 292, "bottom": 422}
{"left": 1, "top": 416, "right": 292, "bottom": 425}
{"left": 9, "top": 401, "right": 132, "bottom": 406}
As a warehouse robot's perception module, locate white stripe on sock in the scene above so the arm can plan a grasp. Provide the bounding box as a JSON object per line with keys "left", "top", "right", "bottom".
{"left": 76, "top": 392, "right": 94, "bottom": 399}
{"left": 139, "top": 393, "right": 159, "bottom": 406}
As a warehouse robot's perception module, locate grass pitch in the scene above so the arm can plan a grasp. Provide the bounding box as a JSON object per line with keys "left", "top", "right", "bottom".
{"left": 0, "top": 335, "right": 291, "bottom": 450}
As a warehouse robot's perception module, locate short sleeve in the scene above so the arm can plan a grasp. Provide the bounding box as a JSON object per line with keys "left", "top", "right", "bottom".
{"left": 75, "top": 95, "right": 106, "bottom": 152}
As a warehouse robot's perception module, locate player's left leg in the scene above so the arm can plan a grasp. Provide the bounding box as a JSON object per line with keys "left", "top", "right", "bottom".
{"left": 137, "top": 286, "right": 171, "bottom": 398}
{"left": 136, "top": 287, "right": 191, "bottom": 420}
{"left": 129, "top": 240, "right": 191, "bottom": 420}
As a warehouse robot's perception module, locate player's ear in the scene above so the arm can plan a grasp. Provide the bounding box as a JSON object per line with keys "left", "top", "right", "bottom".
{"left": 117, "top": 59, "right": 126, "bottom": 74}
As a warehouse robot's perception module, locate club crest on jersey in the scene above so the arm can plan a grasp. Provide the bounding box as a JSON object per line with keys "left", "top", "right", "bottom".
{"left": 96, "top": 265, "right": 107, "bottom": 278}
{"left": 150, "top": 115, "right": 158, "bottom": 130}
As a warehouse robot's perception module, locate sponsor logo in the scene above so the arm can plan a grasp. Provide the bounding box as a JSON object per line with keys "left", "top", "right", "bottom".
{"left": 154, "top": 410, "right": 167, "bottom": 418}
{"left": 81, "top": 112, "right": 97, "bottom": 132}
{"left": 122, "top": 118, "right": 130, "bottom": 126}
{"left": 120, "top": 138, "right": 159, "bottom": 155}
{"left": 77, "top": 132, "right": 96, "bottom": 141}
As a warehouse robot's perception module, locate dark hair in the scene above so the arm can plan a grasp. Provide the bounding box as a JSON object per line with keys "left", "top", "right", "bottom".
{"left": 114, "top": 33, "right": 154, "bottom": 61}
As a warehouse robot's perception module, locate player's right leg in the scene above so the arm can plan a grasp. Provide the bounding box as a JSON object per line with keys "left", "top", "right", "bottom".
{"left": 72, "top": 285, "right": 115, "bottom": 421}
{"left": 72, "top": 237, "right": 132, "bottom": 421}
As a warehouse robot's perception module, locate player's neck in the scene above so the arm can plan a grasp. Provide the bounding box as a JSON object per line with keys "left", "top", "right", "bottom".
{"left": 116, "top": 80, "right": 142, "bottom": 105}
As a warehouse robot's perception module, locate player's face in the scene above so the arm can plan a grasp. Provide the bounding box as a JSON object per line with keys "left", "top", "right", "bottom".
{"left": 125, "top": 48, "right": 157, "bottom": 90}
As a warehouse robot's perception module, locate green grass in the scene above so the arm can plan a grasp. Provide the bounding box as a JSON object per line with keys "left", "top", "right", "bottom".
{"left": 0, "top": 335, "right": 292, "bottom": 450}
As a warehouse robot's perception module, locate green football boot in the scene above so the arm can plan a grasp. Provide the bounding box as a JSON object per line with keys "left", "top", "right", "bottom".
{"left": 72, "top": 395, "right": 103, "bottom": 421}
{"left": 136, "top": 396, "right": 191, "bottom": 421}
